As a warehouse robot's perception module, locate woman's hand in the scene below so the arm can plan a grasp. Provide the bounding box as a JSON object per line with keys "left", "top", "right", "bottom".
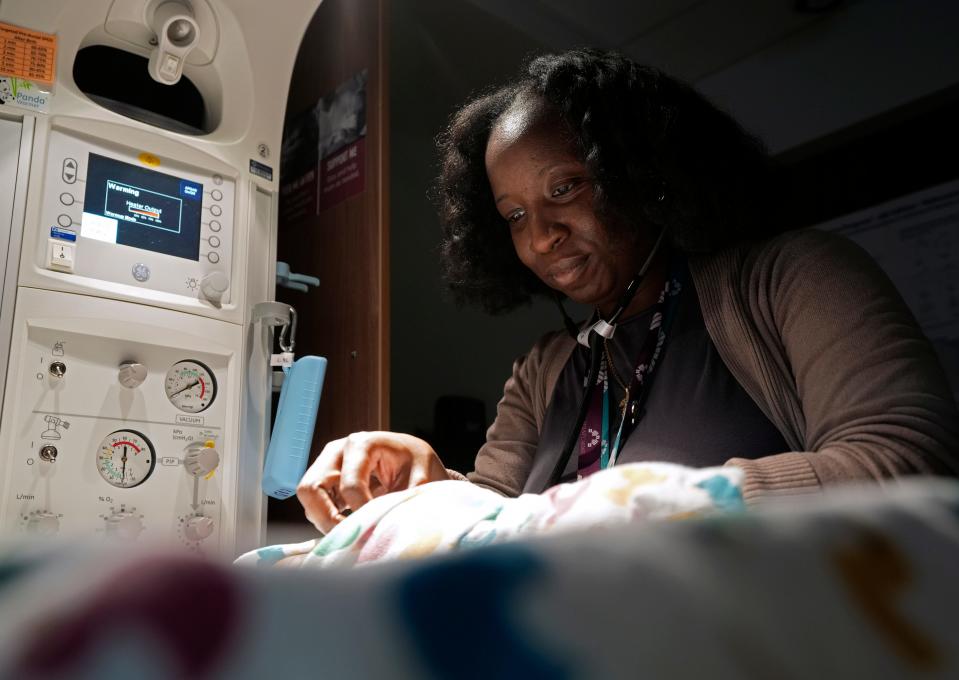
{"left": 296, "top": 431, "right": 450, "bottom": 533}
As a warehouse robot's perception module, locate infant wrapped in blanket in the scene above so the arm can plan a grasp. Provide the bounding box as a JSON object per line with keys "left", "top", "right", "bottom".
{"left": 237, "top": 462, "right": 745, "bottom": 569}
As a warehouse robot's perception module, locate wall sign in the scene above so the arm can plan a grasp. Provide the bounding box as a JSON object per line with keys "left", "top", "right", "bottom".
{"left": 317, "top": 69, "right": 367, "bottom": 211}
{"left": 279, "top": 69, "right": 368, "bottom": 223}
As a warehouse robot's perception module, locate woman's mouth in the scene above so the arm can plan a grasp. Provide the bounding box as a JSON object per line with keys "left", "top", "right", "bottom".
{"left": 547, "top": 254, "right": 589, "bottom": 288}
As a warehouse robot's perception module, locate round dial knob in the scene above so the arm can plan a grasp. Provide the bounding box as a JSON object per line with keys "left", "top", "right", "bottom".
{"left": 118, "top": 362, "right": 148, "bottom": 388}
{"left": 26, "top": 511, "right": 60, "bottom": 535}
{"left": 200, "top": 271, "right": 229, "bottom": 302}
{"left": 104, "top": 511, "right": 144, "bottom": 541}
{"left": 183, "top": 515, "right": 215, "bottom": 542}
{"left": 183, "top": 442, "right": 220, "bottom": 477}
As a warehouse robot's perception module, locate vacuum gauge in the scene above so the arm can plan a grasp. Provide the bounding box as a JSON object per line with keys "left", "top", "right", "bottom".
{"left": 165, "top": 360, "right": 217, "bottom": 413}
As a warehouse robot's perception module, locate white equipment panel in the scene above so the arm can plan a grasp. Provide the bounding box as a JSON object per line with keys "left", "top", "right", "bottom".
{"left": 0, "top": 287, "right": 240, "bottom": 552}
{"left": 0, "top": 0, "right": 323, "bottom": 558}
{"left": 39, "top": 129, "right": 236, "bottom": 303}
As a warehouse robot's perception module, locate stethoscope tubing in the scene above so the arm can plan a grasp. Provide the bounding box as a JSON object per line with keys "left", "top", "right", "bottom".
{"left": 544, "top": 228, "right": 667, "bottom": 489}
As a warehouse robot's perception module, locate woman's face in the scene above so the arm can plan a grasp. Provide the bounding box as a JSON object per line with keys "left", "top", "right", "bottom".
{"left": 485, "top": 112, "right": 644, "bottom": 315}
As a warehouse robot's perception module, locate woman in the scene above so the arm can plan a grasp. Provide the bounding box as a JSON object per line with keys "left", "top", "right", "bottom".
{"left": 298, "top": 49, "right": 959, "bottom": 534}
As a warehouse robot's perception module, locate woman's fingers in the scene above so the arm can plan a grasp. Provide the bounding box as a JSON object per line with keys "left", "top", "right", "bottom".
{"left": 298, "top": 432, "right": 450, "bottom": 533}
{"left": 297, "top": 441, "right": 348, "bottom": 534}
{"left": 321, "top": 471, "right": 352, "bottom": 512}
{"left": 339, "top": 433, "right": 378, "bottom": 510}
{"left": 298, "top": 481, "right": 346, "bottom": 534}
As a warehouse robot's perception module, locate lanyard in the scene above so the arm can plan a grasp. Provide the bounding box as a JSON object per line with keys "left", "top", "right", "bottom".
{"left": 580, "top": 256, "right": 688, "bottom": 475}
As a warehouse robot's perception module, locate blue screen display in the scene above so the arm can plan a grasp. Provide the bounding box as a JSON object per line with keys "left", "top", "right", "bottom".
{"left": 81, "top": 153, "right": 204, "bottom": 261}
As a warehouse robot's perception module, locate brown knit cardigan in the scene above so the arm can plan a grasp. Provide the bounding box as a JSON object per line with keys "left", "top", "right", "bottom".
{"left": 466, "top": 229, "right": 959, "bottom": 503}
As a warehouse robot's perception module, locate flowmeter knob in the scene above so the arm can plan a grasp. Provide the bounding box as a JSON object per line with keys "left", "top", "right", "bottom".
{"left": 183, "top": 515, "right": 215, "bottom": 542}
{"left": 26, "top": 511, "right": 59, "bottom": 535}
{"left": 183, "top": 441, "right": 219, "bottom": 477}
{"left": 104, "top": 510, "right": 144, "bottom": 541}
{"left": 118, "top": 362, "right": 148, "bottom": 388}
{"left": 200, "top": 271, "right": 230, "bottom": 303}
{"left": 49, "top": 361, "right": 66, "bottom": 378}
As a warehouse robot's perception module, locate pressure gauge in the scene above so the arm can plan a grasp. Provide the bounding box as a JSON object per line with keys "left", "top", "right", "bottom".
{"left": 97, "top": 430, "right": 156, "bottom": 488}
{"left": 165, "top": 360, "right": 217, "bottom": 413}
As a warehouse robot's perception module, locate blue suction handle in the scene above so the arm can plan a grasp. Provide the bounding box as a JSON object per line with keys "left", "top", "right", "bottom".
{"left": 262, "top": 355, "right": 327, "bottom": 499}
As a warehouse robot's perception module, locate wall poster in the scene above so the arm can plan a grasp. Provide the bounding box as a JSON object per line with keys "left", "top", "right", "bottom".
{"left": 279, "top": 68, "right": 368, "bottom": 223}
{"left": 316, "top": 69, "right": 367, "bottom": 211}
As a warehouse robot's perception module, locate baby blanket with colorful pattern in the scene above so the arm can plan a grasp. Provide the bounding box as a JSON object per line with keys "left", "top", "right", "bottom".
{"left": 237, "top": 462, "right": 745, "bottom": 569}
{"left": 2, "top": 478, "right": 958, "bottom": 678}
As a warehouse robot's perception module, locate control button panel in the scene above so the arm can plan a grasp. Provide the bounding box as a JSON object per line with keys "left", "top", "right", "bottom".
{"left": 40, "top": 131, "right": 235, "bottom": 306}
{"left": 0, "top": 304, "right": 229, "bottom": 554}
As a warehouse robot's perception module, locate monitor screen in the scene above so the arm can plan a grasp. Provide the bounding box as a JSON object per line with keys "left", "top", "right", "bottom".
{"left": 81, "top": 153, "right": 204, "bottom": 261}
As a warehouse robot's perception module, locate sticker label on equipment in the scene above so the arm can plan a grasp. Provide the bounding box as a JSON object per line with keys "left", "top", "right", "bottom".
{"left": 0, "top": 22, "right": 56, "bottom": 85}
{"left": 176, "top": 415, "right": 204, "bottom": 426}
{"left": 0, "top": 76, "right": 50, "bottom": 113}
{"left": 161, "top": 457, "right": 179, "bottom": 466}
{"left": 50, "top": 227, "right": 77, "bottom": 241}
{"left": 249, "top": 159, "right": 273, "bottom": 181}
{"left": 270, "top": 352, "right": 295, "bottom": 367}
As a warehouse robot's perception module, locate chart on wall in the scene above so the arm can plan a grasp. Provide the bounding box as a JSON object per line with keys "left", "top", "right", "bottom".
{"left": 279, "top": 69, "right": 367, "bottom": 223}
{"left": 316, "top": 69, "right": 367, "bottom": 211}
{"left": 815, "top": 178, "right": 959, "bottom": 402}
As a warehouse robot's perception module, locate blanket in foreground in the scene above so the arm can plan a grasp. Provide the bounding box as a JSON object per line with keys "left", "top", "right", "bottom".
{"left": 0, "top": 479, "right": 957, "bottom": 678}
{"left": 236, "top": 462, "right": 745, "bottom": 569}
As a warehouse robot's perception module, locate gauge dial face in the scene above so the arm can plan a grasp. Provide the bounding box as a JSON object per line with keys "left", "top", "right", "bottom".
{"left": 97, "top": 430, "right": 156, "bottom": 488}
{"left": 165, "top": 360, "right": 217, "bottom": 413}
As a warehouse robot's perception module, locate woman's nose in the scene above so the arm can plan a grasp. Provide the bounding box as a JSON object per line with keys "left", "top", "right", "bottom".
{"left": 529, "top": 213, "right": 567, "bottom": 254}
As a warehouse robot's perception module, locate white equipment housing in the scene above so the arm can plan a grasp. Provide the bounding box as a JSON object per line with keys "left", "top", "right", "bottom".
{"left": 0, "top": 0, "right": 322, "bottom": 557}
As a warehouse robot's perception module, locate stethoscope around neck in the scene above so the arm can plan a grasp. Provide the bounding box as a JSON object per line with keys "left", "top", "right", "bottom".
{"left": 546, "top": 227, "right": 667, "bottom": 489}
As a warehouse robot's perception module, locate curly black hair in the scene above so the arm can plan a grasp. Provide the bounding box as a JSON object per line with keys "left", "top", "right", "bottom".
{"left": 436, "top": 48, "right": 777, "bottom": 315}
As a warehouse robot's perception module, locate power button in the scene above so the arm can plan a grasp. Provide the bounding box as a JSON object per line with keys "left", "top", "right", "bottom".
{"left": 48, "top": 241, "right": 75, "bottom": 272}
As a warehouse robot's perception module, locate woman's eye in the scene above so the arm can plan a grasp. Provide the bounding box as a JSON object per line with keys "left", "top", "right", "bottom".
{"left": 551, "top": 181, "right": 576, "bottom": 198}
{"left": 506, "top": 209, "right": 525, "bottom": 224}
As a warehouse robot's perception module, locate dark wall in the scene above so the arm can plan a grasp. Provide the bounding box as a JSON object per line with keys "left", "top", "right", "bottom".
{"left": 774, "top": 86, "right": 959, "bottom": 230}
